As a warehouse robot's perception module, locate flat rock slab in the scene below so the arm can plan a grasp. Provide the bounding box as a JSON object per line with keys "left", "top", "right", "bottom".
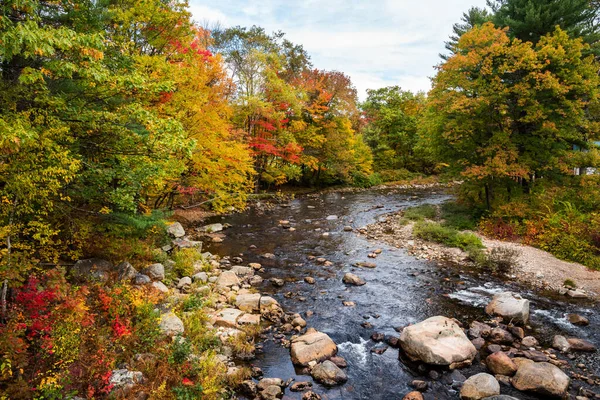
{"left": 400, "top": 316, "right": 477, "bottom": 366}
{"left": 214, "top": 308, "right": 245, "bottom": 329}
{"left": 291, "top": 328, "right": 337, "bottom": 366}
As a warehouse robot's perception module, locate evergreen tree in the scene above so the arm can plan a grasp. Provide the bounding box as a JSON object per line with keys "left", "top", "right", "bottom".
{"left": 442, "top": 7, "right": 492, "bottom": 59}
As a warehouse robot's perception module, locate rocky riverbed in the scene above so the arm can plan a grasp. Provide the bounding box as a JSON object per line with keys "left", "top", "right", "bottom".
{"left": 109, "top": 186, "right": 599, "bottom": 400}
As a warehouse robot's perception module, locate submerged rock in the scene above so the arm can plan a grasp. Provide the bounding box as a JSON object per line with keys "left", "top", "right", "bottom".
{"left": 310, "top": 360, "right": 347, "bottom": 386}
{"left": 399, "top": 316, "right": 477, "bottom": 366}
{"left": 342, "top": 273, "right": 366, "bottom": 286}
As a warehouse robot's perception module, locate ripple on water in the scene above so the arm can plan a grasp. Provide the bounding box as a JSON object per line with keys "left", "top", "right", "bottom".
{"left": 337, "top": 337, "right": 369, "bottom": 367}
{"left": 447, "top": 285, "right": 507, "bottom": 307}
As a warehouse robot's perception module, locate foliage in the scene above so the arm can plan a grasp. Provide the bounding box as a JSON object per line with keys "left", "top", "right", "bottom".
{"left": 402, "top": 204, "right": 438, "bottom": 221}
{"left": 362, "top": 86, "right": 434, "bottom": 173}
{"left": 427, "top": 23, "right": 600, "bottom": 209}
{"left": 468, "top": 246, "right": 520, "bottom": 274}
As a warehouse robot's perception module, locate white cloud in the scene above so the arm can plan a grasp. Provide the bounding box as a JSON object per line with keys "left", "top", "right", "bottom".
{"left": 188, "top": 0, "right": 489, "bottom": 99}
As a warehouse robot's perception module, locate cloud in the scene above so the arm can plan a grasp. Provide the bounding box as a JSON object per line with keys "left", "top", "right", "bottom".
{"left": 188, "top": 0, "right": 488, "bottom": 99}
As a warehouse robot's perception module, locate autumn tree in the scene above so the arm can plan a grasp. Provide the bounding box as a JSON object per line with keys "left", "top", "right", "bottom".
{"left": 427, "top": 23, "right": 600, "bottom": 208}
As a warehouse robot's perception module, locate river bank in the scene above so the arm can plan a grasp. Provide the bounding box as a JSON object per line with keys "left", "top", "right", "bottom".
{"left": 364, "top": 207, "right": 600, "bottom": 300}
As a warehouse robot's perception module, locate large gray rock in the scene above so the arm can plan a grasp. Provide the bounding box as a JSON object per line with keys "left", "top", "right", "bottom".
{"left": 230, "top": 265, "right": 254, "bottom": 276}
{"left": 159, "top": 313, "right": 184, "bottom": 336}
{"left": 109, "top": 369, "right": 144, "bottom": 397}
{"left": 116, "top": 262, "right": 137, "bottom": 282}
{"left": 142, "top": 263, "right": 165, "bottom": 281}
{"left": 399, "top": 316, "right": 477, "bottom": 366}
{"left": 460, "top": 373, "right": 500, "bottom": 400}
{"left": 71, "top": 258, "right": 114, "bottom": 283}
{"left": 511, "top": 362, "right": 570, "bottom": 397}
{"left": 192, "top": 272, "right": 208, "bottom": 283}
{"left": 236, "top": 293, "right": 261, "bottom": 312}
{"left": 166, "top": 222, "right": 186, "bottom": 238}
{"left": 311, "top": 360, "right": 347, "bottom": 386}
{"left": 216, "top": 271, "right": 240, "bottom": 288}
{"left": 291, "top": 328, "right": 337, "bottom": 366}
{"left": 151, "top": 281, "right": 169, "bottom": 293}
{"left": 552, "top": 335, "right": 570, "bottom": 352}
{"left": 200, "top": 223, "right": 223, "bottom": 233}
{"left": 133, "top": 273, "right": 151, "bottom": 285}
{"left": 485, "top": 292, "right": 529, "bottom": 323}
{"left": 213, "top": 308, "right": 244, "bottom": 328}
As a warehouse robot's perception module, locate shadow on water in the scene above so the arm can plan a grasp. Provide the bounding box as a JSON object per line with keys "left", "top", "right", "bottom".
{"left": 200, "top": 187, "right": 599, "bottom": 400}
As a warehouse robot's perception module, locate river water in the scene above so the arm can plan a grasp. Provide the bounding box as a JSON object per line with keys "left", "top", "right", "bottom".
{"left": 203, "top": 187, "right": 599, "bottom": 400}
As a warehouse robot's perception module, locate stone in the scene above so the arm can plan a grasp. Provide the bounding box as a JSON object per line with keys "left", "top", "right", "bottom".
{"left": 271, "top": 278, "right": 285, "bottom": 287}
{"left": 566, "top": 289, "right": 588, "bottom": 298}
{"left": 230, "top": 265, "right": 254, "bottom": 276}
{"left": 343, "top": 226, "right": 353, "bottom": 232}
{"left": 302, "top": 391, "right": 321, "bottom": 400}
{"left": 151, "top": 281, "right": 169, "bottom": 293}
{"left": 214, "top": 308, "right": 244, "bottom": 328}
{"left": 329, "top": 356, "right": 347, "bottom": 368}
{"left": 509, "top": 326, "right": 525, "bottom": 339}
{"left": 460, "top": 373, "right": 500, "bottom": 400}
{"left": 257, "top": 378, "right": 284, "bottom": 391}
{"left": 166, "top": 222, "right": 186, "bottom": 238}
{"left": 399, "top": 316, "right": 477, "bottom": 366}
{"left": 342, "top": 273, "right": 366, "bottom": 286}
{"left": 304, "top": 277, "right": 316, "bottom": 284}
{"left": 249, "top": 263, "right": 262, "bottom": 270}
{"left": 261, "top": 253, "right": 276, "bottom": 259}
{"left": 552, "top": 335, "right": 570, "bottom": 352}
{"left": 159, "top": 313, "right": 184, "bottom": 336}
{"left": 521, "top": 336, "right": 538, "bottom": 348}
{"left": 310, "top": 360, "right": 347, "bottom": 386}
{"left": 290, "top": 328, "right": 337, "bottom": 366}
{"left": 481, "top": 397, "right": 520, "bottom": 400}
{"left": 236, "top": 293, "right": 261, "bottom": 312}
{"left": 567, "top": 313, "right": 589, "bottom": 326}
{"left": 133, "top": 273, "right": 151, "bottom": 285}
{"left": 260, "top": 385, "right": 282, "bottom": 400}
{"left": 403, "top": 392, "right": 424, "bottom": 400}
{"left": 488, "top": 327, "right": 514, "bottom": 344}
{"left": 471, "top": 337, "right": 485, "bottom": 350}
{"left": 511, "top": 362, "right": 570, "bottom": 397}
{"left": 109, "top": 369, "right": 144, "bottom": 397}
{"left": 567, "top": 338, "right": 597, "bottom": 352}
{"left": 486, "top": 351, "right": 517, "bottom": 376}
{"left": 342, "top": 301, "right": 355, "bottom": 307}
{"left": 486, "top": 344, "right": 502, "bottom": 354}
{"left": 117, "top": 262, "right": 137, "bottom": 282}
{"left": 521, "top": 350, "right": 549, "bottom": 362}
{"left": 71, "top": 258, "right": 114, "bottom": 283}
{"left": 237, "top": 313, "right": 260, "bottom": 325}
{"left": 192, "top": 272, "right": 208, "bottom": 283}
{"left": 326, "top": 215, "right": 338, "bottom": 220}
{"left": 216, "top": 271, "right": 240, "bottom": 288}
{"left": 485, "top": 292, "right": 530, "bottom": 323}
{"left": 142, "top": 263, "right": 165, "bottom": 281}
{"left": 512, "top": 357, "right": 534, "bottom": 369}
{"left": 292, "top": 316, "right": 307, "bottom": 328}
{"left": 290, "top": 381, "right": 312, "bottom": 391}
{"left": 200, "top": 223, "right": 223, "bottom": 233}
{"left": 176, "top": 276, "right": 192, "bottom": 289}
{"left": 411, "top": 380, "right": 428, "bottom": 391}
{"left": 468, "top": 321, "right": 492, "bottom": 338}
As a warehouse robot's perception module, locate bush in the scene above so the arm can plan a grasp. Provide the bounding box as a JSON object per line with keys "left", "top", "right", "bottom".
{"left": 172, "top": 248, "right": 202, "bottom": 278}
{"left": 440, "top": 202, "right": 482, "bottom": 230}
{"left": 469, "top": 246, "right": 520, "bottom": 274}
{"left": 351, "top": 172, "right": 382, "bottom": 188}
{"left": 413, "top": 221, "right": 483, "bottom": 251}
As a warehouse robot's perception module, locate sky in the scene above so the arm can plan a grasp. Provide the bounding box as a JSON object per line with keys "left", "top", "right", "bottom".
{"left": 188, "top": 0, "right": 488, "bottom": 100}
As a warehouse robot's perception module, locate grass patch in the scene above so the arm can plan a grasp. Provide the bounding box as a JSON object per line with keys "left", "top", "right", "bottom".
{"left": 413, "top": 220, "right": 483, "bottom": 251}
{"left": 440, "top": 201, "right": 482, "bottom": 230}
{"left": 403, "top": 204, "right": 438, "bottom": 221}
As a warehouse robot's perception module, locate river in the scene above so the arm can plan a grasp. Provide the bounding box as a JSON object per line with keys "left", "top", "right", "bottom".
{"left": 202, "top": 187, "right": 599, "bottom": 400}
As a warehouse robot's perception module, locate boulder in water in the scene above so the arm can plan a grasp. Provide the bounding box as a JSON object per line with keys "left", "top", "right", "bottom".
{"left": 399, "top": 316, "right": 477, "bottom": 366}
{"left": 342, "top": 273, "right": 366, "bottom": 286}
{"left": 291, "top": 328, "right": 337, "bottom": 366}
{"left": 460, "top": 373, "right": 500, "bottom": 400}
{"left": 511, "top": 361, "right": 570, "bottom": 397}
{"left": 485, "top": 292, "right": 529, "bottom": 323}
{"left": 310, "top": 360, "right": 347, "bottom": 386}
